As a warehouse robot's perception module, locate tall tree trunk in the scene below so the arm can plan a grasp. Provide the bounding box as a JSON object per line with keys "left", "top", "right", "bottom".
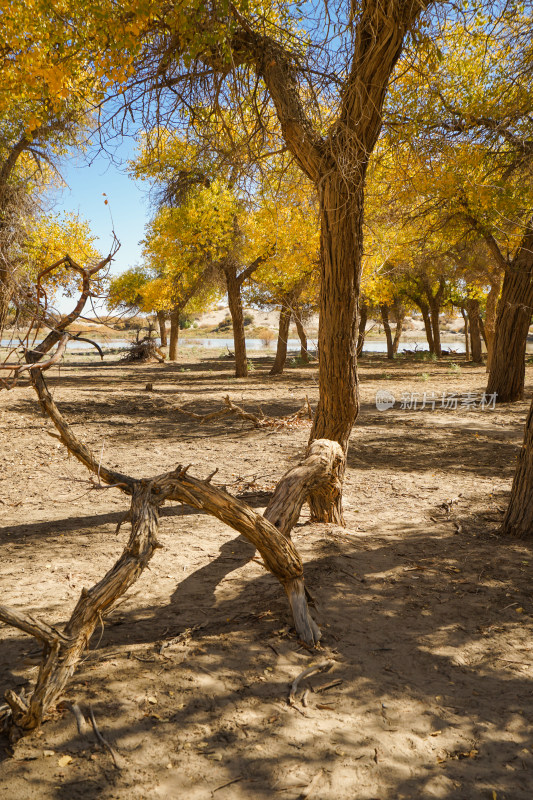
{"left": 461, "top": 307, "right": 471, "bottom": 361}
{"left": 380, "top": 303, "right": 394, "bottom": 359}
{"left": 466, "top": 297, "right": 483, "bottom": 363}
{"left": 225, "top": 263, "right": 247, "bottom": 378}
{"left": 294, "top": 310, "right": 309, "bottom": 362}
{"left": 169, "top": 307, "right": 180, "bottom": 361}
{"left": 308, "top": 182, "right": 361, "bottom": 523}
{"left": 0, "top": 137, "right": 31, "bottom": 334}
{"left": 479, "top": 315, "right": 487, "bottom": 348}
{"left": 356, "top": 299, "right": 368, "bottom": 358}
{"left": 157, "top": 310, "right": 167, "bottom": 347}
{"left": 270, "top": 302, "right": 291, "bottom": 376}
{"left": 248, "top": 0, "right": 427, "bottom": 524}
{"left": 417, "top": 300, "right": 435, "bottom": 354}
{"left": 501, "top": 395, "right": 533, "bottom": 537}
{"left": 487, "top": 226, "right": 533, "bottom": 402}
{"left": 392, "top": 300, "right": 404, "bottom": 356}
{"left": 485, "top": 275, "right": 502, "bottom": 373}
{"left": 428, "top": 298, "right": 442, "bottom": 357}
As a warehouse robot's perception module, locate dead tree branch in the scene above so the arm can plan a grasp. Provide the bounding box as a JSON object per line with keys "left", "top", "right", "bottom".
{"left": 0, "top": 366, "right": 344, "bottom": 738}
{"left": 175, "top": 394, "right": 313, "bottom": 429}
{"left": 0, "top": 256, "right": 343, "bottom": 740}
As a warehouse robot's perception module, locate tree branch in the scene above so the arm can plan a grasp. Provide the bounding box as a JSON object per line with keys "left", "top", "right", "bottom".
{"left": 227, "top": 7, "right": 327, "bottom": 182}
{"left": 0, "top": 605, "right": 67, "bottom": 646}
{"left": 237, "top": 251, "right": 272, "bottom": 286}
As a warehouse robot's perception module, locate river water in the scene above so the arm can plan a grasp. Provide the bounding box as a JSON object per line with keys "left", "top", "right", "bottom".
{"left": 1, "top": 335, "right": 477, "bottom": 354}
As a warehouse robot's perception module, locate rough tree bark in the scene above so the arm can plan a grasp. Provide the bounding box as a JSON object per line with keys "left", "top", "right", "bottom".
{"left": 293, "top": 309, "right": 309, "bottom": 362}
{"left": 392, "top": 300, "right": 404, "bottom": 356}
{"left": 223, "top": 255, "right": 268, "bottom": 378}
{"left": 0, "top": 136, "right": 33, "bottom": 332}
{"left": 461, "top": 307, "right": 471, "bottom": 361}
{"left": 500, "top": 395, "right": 533, "bottom": 537}
{"left": 466, "top": 297, "right": 483, "bottom": 363}
{"left": 157, "top": 310, "right": 168, "bottom": 347}
{"left": 356, "top": 299, "right": 368, "bottom": 358}
{"left": 416, "top": 299, "right": 435, "bottom": 354}
{"left": 380, "top": 303, "right": 394, "bottom": 359}
{"left": 487, "top": 222, "right": 533, "bottom": 402}
{"left": 0, "top": 360, "right": 344, "bottom": 738}
{"left": 429, "top": 300, "right": 442, "bottom": 357}
{"left": 270, "top": 301, "right": 292, "bottom": 375}
{"left": 225, "top": 1, "right": 430, "bottom": 523}
{"left": 484, "top": 276, "right": 502, "bottom": 372}
{"left": 0, "top": 262, "right": 343, "bottom": 736}
{"left": 169, "top": 306, "right": 180, "bottom": 361}
{"left": 479, "top": 315, "right": 487, "bottom": 348}
{"left": 225, "top": 261, "right": 248, "bottom": 377}
{"left": 423, "top": 278, "right": 445, "bottom": 358}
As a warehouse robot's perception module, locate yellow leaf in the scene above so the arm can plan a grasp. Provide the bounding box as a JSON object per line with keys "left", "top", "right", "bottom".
{"left": 58, "top": 755, "right": 72, "bottom": 766}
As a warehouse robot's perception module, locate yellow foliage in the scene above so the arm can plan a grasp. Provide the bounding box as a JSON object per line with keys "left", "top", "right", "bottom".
{"left": 22, "top": 212, "right": 101, "bottom": 297}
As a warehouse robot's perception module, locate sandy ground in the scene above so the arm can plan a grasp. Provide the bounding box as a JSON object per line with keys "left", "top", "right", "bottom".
{"left": 1, "top": 349, "right": 533, "bottom": 800}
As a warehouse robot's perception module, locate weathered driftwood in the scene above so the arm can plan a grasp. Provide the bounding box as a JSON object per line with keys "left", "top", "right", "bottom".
{"left": 121, "top": 336, "right": 166, "bottom": 363}
{"left": 1, "top": 482, "right": 164, "bottom": 737}
{"left": 264, "top": 439, "right": 344, "bottom": 537}
{"left": 175, "top": 394, "right": 313, "bottom": 429}
{"left": 0, "top": 356, "right": 345, "bottom": 738}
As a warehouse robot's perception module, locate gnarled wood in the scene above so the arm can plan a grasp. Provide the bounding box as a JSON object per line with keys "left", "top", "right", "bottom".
{"left": 265, "top": 439, "right": 344, "bottom": 538}
{"left": 486, "top": 223, "right": 533, "bottom": 402}
{"left": 175, "top": 394, "right": 311, "bottom": 429}
{"left": 0, "top": 605, "right": 67, "bottom": 646}
{"left": 466, "top": 297, "right": 483, "bottom": 363}
{"left": 1, "top": 483, "right": 164, "bottom": 736}
{"left": 32, "top": 370, "right": 135, "bottom": 493}
{"left": 27, "top": 253, "right": 114, "bottom": 362}
{"left": 501, "top": 395, "right": 533, "bottom": 537}
{"left": 1, "top": 326, "right": 346, "bottom": 736}
{"left": 157, "top": 310, "right": 168, "bottom": 347}
{"left": 30, "top": 369, "right": 325, "bottom": 636}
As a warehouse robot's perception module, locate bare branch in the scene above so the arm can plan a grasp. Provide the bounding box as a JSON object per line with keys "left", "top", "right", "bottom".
{"left": 0, "top": 605, "right": 67, "bottom": 646}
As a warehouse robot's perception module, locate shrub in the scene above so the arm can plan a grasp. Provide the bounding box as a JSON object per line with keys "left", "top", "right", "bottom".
{"left": 216, "top": 315, "right": 233, "bottom": 331}
{"left": 179, "top": 312, "right": 194, "bottom": 329}
{"left": 257, "top": 327, "right": 275, "bottom": 346}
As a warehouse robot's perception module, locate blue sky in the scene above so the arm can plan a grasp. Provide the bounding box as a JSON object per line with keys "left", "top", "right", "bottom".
{"left": 54, "top": 141, "right": 151, "bottom": 314}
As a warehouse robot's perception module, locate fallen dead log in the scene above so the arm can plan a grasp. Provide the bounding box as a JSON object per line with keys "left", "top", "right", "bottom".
{"left": 0, "top": 353, "right": 344, "bottom": 739}
{"left": 175, "top": 394, "right": 313, "bottom": 429}
{"left": 121, "top": 336, "right": 166, "bottom": 363}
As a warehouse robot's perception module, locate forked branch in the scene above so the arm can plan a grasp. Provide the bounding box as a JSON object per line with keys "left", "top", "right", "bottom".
{"left": 1, "top": 340, "right": 343, "bottom": 738}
